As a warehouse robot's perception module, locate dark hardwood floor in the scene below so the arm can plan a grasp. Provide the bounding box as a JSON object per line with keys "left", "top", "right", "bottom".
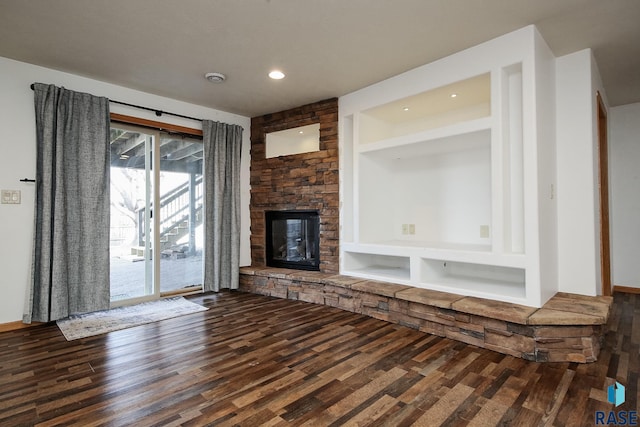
{"left": 0, "top": 291, "right": 637, "bottom": 426}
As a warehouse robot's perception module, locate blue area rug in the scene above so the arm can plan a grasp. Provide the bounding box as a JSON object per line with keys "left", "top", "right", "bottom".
{"left": 56, "top": 297, "right": 208, "bottom": 340}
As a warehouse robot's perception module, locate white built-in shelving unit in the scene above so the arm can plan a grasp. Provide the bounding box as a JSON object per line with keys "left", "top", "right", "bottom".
{"left": 339, "top": 26, "right": 558, "bottom": 307}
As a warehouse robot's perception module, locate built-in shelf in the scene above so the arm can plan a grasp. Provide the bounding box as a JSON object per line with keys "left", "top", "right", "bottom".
{"left": 342, "top": 243, "right": 525, "bottom": 269}
{"left": 358, "top": 118, "right": 492, "bottom": 158}
{"left": 359, "top": 73, "right": 491, "bottom": 145}
{"left": 416, "top": 278, "right": 527, "bottom": 303}
{"left": 343, "top": 252, "right": 411, "bottom": 282}
{"left": 342, "top": 247, "right": 526, "bottom": 302}
{"left": 340, "top": 28, "right": 556, "bottom": 307}
{"left": 420, "top": 258, "right": 526, "bottom": 300}
{"left": 358, "top": 128, "right": 492, "bottom": 249}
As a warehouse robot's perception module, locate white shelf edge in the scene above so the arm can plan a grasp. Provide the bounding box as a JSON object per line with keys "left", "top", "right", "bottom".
{"left": 358, "top": 117, "right": 492, "bottom": 154}
{"left": 342, "top": 242, "right": 420, "bottom": 257}
{"left": 341, "top": 243, "right": 526, "bottom": 269}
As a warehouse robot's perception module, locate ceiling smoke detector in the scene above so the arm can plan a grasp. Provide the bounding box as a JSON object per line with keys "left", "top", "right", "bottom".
{"left": 204, "top": 72, "right": 226, "bottom": 83}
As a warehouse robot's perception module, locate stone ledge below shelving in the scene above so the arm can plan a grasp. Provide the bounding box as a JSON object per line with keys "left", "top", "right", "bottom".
{"left": 239, "top": 266, "right": 613, "bottom": 363}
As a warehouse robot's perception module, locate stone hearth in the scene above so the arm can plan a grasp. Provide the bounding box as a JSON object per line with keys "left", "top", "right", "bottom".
{"left": 239, "top": 266, "right": 612, "bottom": 363}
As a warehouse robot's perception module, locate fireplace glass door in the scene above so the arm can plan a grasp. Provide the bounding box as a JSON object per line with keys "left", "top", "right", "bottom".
{"left": 266, "top": 211, "right": 320, "bottom": 271}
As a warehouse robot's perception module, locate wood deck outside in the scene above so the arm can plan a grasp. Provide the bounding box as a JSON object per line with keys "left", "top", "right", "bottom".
{"left": 0, "top": 291, "right": 637, "bottom": 426}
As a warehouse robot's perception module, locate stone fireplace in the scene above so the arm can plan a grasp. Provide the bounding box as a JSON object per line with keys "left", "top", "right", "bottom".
{"left": 249, "top": 98, "right": 339, "bottom": 274}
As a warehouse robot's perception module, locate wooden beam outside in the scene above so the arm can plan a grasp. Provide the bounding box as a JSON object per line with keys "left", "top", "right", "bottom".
{"left": 110, "top": 113, "right": 203, "bottom": 137}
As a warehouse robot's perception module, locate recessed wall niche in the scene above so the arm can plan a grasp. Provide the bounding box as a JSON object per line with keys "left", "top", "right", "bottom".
{"left": 265, "top": 123, "right": 320, "bottom": 158}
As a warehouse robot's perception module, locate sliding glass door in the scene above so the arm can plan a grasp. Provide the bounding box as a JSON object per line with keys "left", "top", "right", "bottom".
{"left": 109, "top": 126, "right": 154, "bottom": 302}
{"left": 109, "top": 124, "right": 203, "bottom": 304}
{"left": 157, "top": 134, "right": 204, "bottom": 295}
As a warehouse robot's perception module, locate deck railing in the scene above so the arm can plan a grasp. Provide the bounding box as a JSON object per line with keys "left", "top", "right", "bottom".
{"left": 137, "top": 175, "right": 203, "bottom": 250}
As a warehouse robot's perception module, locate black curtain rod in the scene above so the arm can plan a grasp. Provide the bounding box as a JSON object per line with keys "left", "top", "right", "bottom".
{"left": 109, "top": 100, "right": 203, "bottom": 122}
{"left": 30, "top": 83, "right": 203, "bottom": 123}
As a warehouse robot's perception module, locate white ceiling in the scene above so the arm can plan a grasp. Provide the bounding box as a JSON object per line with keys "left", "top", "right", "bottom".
{"left": 0, "top": 0, "right": 638, "bottom": 117}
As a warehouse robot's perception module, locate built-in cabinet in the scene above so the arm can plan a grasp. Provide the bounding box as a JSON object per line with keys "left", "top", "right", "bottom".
{"left": 339, "top": 26, "right": 557, "bottom": 307}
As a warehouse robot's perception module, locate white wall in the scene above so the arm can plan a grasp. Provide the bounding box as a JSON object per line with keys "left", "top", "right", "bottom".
{"left": 610, "top": 102, "right": 640, "bottom": 289}
{"left": 555, "top": 49, "right": 606, "bottom": 296}
{"left": 390, "top": 146, "right": 492, "bottom": 246}
{"left": 0, "top": 56, "right": 251, "bottom": 324}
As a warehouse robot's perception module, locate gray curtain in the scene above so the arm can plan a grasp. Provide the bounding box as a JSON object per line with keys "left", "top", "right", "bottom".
{"left": 202, "top": 120, "right": 243, "bottom": 292}
{"left": 24, "top": 83, "right": 111, "bottom": 323}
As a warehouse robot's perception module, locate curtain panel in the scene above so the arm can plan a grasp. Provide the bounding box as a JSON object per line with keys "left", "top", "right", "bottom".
{"left": 24, "top": 83, "right": 111, "bottom": 323}
{"left": 202, "top": 120, "right": 243, "bottom": 292}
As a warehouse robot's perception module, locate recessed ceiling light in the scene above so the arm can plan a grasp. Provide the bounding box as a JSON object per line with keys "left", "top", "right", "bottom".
{"left": 299, "top": 130, "right": 304, "bottom": 134}
{"left": 205, "top": 72, "right": 226, "bottom": 83}
{"left": 403, "top": 107, "right": 410, "bottom": 111}
{"left": 269, "top": 70, "right": 285, "bottom": 80}
{"left": 450, "top": 93, "right": 458, "bottom": 98}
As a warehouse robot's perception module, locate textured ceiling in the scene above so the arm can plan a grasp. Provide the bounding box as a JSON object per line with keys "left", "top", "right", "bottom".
{"left": 0, "top": 0, "right": 638, "bottom": 117}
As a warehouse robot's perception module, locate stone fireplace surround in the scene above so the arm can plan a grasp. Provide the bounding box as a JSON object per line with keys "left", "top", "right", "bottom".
{"left": 249, "top": 98, "right": 339, "bottom": 274}
{"left": 243, "top": 98, "right": 611, "bottom": 363}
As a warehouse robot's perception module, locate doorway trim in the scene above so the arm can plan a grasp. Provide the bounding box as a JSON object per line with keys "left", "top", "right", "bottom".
{"left": 596, "top": 91, "right": 611, "bottom": 296}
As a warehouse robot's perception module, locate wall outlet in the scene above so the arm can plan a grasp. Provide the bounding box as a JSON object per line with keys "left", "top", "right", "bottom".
{"left": 408, "top": 224, "right": 415, "bottom": 235}
{"left": 480, "top": 225, "right": 490, "bottom": 238}
{"left": 402, "top": 224, "right": 408, "bottom": 235}
{"left": 1, "top": 190, "right": 21, "bottom": 204}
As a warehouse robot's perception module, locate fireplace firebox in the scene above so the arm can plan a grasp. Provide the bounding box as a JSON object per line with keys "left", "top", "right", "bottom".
{"left": 265, "top": 210, "right": 320, "bottom": 271}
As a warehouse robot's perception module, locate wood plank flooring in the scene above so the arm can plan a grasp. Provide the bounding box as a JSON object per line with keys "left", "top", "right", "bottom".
{"left": 0, "top": 291, "right": 637, "bottom": 426}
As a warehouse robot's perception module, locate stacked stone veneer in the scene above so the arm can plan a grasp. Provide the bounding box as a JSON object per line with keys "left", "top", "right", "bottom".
{"left": 250, "top": 98, "right": 339, "bottom": 273}
{"left": 239, "top": 266, "right": 613, "bottom": 363}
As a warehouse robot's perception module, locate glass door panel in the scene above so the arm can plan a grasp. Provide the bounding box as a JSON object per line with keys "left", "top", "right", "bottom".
{"left": 158, "top": 134, "right": 203, "bottom": 294}
{"left": 109, "top": 126, "right": 155, "bottom": 302}
{"left": 109, "top": 125, "right": 203, "bottom": 304}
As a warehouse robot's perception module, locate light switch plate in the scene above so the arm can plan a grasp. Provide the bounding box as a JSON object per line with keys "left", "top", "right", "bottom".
{"left": 1, "top": 190, "right": 21, "bottom": 204}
